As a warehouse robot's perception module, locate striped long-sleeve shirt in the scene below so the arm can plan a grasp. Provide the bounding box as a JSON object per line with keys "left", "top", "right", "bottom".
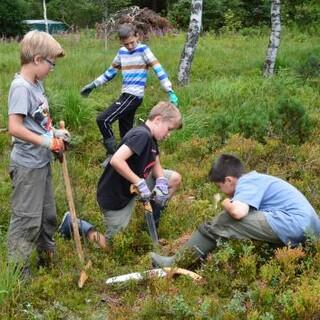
{"left": 93, "top": 43, "right": 172, "bottom": 97}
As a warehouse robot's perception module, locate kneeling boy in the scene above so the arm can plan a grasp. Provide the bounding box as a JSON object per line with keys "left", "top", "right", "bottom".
{"left": 97, "top": 101, "right": 182, "bottom": 242}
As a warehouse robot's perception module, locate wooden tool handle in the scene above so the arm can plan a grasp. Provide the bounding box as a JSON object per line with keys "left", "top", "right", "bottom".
{"left": 130, "top": 184, "right": 153, "bottom": 212}
{"left": 59, "top": 120, "right": 65, "bottom": 130}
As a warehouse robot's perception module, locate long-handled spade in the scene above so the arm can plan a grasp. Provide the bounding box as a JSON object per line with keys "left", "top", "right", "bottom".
{"left": 59, "top": 121, "right": 92, "bottom": 288}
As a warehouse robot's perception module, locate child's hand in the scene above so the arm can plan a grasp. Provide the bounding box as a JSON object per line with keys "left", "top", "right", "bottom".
{"left": 168, "top": 91, "right": 179, "bottom": 107}
{"left": 152, "top": 177, "right": 169, "bottom": 207}
{"left": 49, "top": 138, "right": 65, "bottom": 154}
{"left": 41, "top": 135, "right": 64, "bottom": 153}
{"left": 80, "top": 82, "right": 96, "bottom": 97}
{"left": 135, "top": 179, "right": 152, "bottom": 201}
{"left": 54, "top": 128, "right": 71, "bottom": 143}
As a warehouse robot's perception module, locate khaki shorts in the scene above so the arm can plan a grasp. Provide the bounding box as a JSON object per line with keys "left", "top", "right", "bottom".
{"left": 102, "top": 169, "right": 173, "bottom": 239}
{"left": 198, "top": 210, "right": 283, "bottom": 245}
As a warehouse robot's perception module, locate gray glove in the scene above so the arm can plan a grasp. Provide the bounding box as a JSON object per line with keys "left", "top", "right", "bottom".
{"left": 53, "top": 128, "right": 71, "bottom": 143}
{"left": 80, "top": 82, "right": 96, "bottom": 97}
{"left": 152, "top": 177, "right": 169, "bottom": 207}
{"left": 135, "top": 179, "right": 152, "bottom": 201}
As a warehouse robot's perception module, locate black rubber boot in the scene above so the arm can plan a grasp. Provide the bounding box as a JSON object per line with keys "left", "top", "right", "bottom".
{"left": 37, "top": 250, "right": 54, "bottom": 268}
{"left": 103, "top": 137, "right": 117, "bottom": 155}
{"left": 150, "top": 230, "right": 217, "bottom": 268}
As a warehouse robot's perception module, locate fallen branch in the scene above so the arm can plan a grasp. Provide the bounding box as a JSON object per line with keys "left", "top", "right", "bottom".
{"left": 106, "top": 267, "right": 202, "bottom": 285}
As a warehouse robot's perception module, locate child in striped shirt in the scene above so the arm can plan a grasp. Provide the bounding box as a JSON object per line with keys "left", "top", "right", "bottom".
{"left": 80, "top": 23, "right": 179, "bottom": 156}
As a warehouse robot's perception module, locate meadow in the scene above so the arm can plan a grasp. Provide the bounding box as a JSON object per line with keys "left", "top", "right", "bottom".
{"left": 1, "top": 28, "right": 320, "bottom": 319}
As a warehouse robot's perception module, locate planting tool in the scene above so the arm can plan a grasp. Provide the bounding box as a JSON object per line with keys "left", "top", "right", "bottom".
{"left": 59, "top": 121, "right": 92, "bottom": 288}
{"left": 106, "top": 267, "right": 202, "bottom": 284}
{"left": 130, "top": 184, "right": 159, "bottom": 245}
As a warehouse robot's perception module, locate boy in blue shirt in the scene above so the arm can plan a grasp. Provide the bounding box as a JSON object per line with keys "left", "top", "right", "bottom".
{"left": 151, "top": 154, "right": 320, "bottom": 267}
{"left": 80, "top": 23, "right": 178, "bottom": 156}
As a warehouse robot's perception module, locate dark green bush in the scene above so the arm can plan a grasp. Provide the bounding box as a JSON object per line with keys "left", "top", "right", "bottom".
{"left": 271, "top": 97, "right": 314, "bottom": 145}
{"left": 296, "top": 54, "right": 320, "bottom": 80}
{"left": 168, "top": 0, "right": 270, "bottom": 32}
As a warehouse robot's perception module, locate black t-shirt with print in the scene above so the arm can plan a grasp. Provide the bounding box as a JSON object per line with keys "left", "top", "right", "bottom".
{"left": 97, "top": 123, "right": 159, "bottom": 210}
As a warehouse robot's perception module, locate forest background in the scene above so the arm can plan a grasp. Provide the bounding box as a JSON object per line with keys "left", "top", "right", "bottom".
{"left": 1, "top": 0, "right": 320, "bottom": 319}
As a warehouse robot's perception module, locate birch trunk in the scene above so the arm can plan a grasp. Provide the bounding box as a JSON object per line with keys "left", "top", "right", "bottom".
{"left": 43, "top": 0, "right": 49, "bottom": 33}
{"left": 263, "top": 0, "right": 281, "bottom": 77}
{"left": 178, "top": 0, "right": 203, "bottom": 86}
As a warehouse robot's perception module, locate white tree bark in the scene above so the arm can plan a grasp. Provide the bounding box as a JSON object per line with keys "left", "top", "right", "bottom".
{"left": 178, "top": 0, "right": 203, "bottom": 86}
{"left": 43, "top": 0, "right": 49, "bottom": 33}
{"left": 263, "top": 0, "right": 281, "bottom": 77}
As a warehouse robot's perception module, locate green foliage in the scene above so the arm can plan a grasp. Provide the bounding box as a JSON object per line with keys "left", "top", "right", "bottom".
{"left": 168, "top": 0, "right": 270, "bottom": 32}
{"left": 0, "top": 0, "right": 28, "bottom": 37}
{"left": 1, "top": 31, "right": 320, "bottom": 319}
{"left": 271, "top": 96, "right": 314, "bottom": 145}
{"left": 0, "top": 230, "right": 22, "bottom": 307}
{"left": 282, "top": 0, "right": 320, "bottom": 32}
{"left": 296, "top": 54, "right": 320, "bottom": 80}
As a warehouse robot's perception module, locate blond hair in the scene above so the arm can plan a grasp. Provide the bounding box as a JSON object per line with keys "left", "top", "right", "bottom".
{"left": 20, "top": 30, "right": 65, "bottom": 65}
{"left": 148, "top": 101, "right": 182, "bottom": 129}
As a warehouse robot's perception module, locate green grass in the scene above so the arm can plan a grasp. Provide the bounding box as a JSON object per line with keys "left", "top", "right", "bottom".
{"left": 0, "top": 29, "right": 320, "bottom": 318}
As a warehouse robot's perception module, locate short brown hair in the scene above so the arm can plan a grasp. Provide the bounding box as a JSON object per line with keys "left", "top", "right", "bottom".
{"left": 118, "top": 23, "right": 137, "bottom": 40}
{"left": 20, "top": 30, "right": 64, "bottom": 65}
{"left": 208, "top": 154, "right": 245, "bottom": 182}
{"left": 148, "top": 101, "right": 182, "bottom": 129}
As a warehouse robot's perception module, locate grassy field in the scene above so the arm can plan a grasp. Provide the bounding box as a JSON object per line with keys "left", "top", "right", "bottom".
{"left": 1, "top": 28, "right": 320, "bottom": 319}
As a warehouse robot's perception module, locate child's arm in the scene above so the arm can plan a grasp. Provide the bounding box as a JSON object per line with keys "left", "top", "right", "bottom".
{"left": 151, "top": 155, "right": 164, "bottom": 179}
{"left": 9, "top": 114, "right": 64, "bottom": 152}
{"left": 9, "top": 114, "right": 44, "bottom": 145}
{"left": 221, "top": 198, "right": 249, "bottom": 220}
{"left": 110, "top": 144, "right": 141, "bottom": 184}
{"left": 80, "top": 53, "right": 121, "bottom": 97}
{"left": 143, "top": 46, "right": 179, "bottom": 106}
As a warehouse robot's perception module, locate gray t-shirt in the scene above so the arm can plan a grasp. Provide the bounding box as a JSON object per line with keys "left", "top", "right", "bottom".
{"left": 8, "top": 74, "right": 53, "bottom": 168}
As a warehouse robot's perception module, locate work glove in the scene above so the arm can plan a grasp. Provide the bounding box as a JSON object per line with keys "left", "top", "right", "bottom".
{"left": 80, "top": 81, "right": 96, "bottom": 97}
{"left": 53, "top": 128, "right": 71, "bottom": 143}
{"left": 135, "top": 179, "right": 152, "bottom": 201}
{"left": 152, "top": 177, "right": 169, "bottom": 207}
{"left": 168, "top": 90, "right": 179, "bottom": 107}
{"left": 41, "top": 135, "right": 65, "bottom": 156}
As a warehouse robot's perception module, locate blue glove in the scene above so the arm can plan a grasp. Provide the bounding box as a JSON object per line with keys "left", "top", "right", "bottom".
{"left": 168, "top": 91, "right": 179, "bottom": 107}
{"left": 135, "top": 179, "right": 152, "bottom": 201}
{"left": 152, "top": 177, "right": 169, "bottom": 207}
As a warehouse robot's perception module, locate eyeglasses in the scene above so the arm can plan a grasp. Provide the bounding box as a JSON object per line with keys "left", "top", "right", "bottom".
{"left": 44, "top": 58, "right": 56, "bottom": 69}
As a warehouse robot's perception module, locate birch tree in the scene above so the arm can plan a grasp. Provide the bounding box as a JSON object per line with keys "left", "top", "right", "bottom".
{"left": 263, "top": 0, "right": 281, "bottom": 77}
{"left": 178, "top": 0, "right": 203, "bottom": 86}
{"left": 43, "top": 0, "right": 49, "bottom": 33}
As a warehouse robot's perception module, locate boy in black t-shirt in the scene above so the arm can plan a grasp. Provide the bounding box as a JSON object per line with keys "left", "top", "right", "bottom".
{"left": 97, "top": 101, "right": 182, "bottom": 241}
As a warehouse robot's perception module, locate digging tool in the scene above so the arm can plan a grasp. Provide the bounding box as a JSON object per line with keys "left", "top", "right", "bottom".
{"left": 59, "top": 121, "right": 92, "bottom": 288}
{"left": 130, "top": 184, "right": 159, "bottom": 245}
{"left": 106, "top": 267, "right": 202, "bottom": 284}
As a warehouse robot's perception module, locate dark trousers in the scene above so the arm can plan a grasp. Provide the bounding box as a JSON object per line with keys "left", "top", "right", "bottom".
{"left": 96, "top": 93, "right": 143, "bottom": 140}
